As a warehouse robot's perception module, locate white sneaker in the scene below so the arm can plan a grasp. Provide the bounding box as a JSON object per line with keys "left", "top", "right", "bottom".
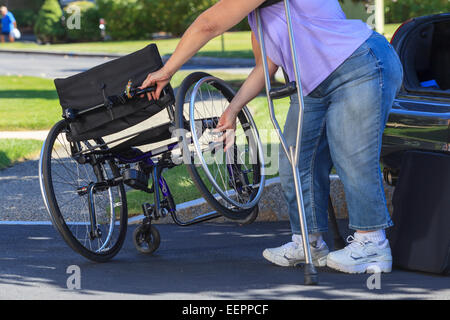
{"left": 262, "top": 235, "right": 329, "bottom": 267}
{"left": 326, "top": 233, "right": 392, "bottom": 274}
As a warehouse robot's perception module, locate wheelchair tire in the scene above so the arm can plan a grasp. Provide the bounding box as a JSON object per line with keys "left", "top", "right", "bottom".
{"left": 175, "top": 72, "right": 265, "bottom": 221}
{"left": 40, "top": 120, "right": 128, "bottom": 262}
{"left": 133, "top": 224, "right": 161, "bottom": 255}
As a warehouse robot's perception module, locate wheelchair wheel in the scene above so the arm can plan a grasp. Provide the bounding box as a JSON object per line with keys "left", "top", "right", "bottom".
{"left": 175, "top": 72, "right": 265, "bottom": 221}
{"left": 133, "top": 224, "right": 161, "bottom": 255}
{"left": 40, "top": 120, "right": 128, "bottom": 262}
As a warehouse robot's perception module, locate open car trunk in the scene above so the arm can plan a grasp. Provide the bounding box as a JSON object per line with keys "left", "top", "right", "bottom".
{"left": 393, "top": 14, "right": 450, "bottom": 97}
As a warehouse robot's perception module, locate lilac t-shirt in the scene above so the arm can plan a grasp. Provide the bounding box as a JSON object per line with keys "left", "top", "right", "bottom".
{"left": 248, "top": 0, "right": 373, "bottom": 96}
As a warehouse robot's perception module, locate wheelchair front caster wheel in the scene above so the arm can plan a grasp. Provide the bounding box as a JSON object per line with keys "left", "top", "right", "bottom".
{"left": 133, "top": 224, "right": 161, "bottom": 254}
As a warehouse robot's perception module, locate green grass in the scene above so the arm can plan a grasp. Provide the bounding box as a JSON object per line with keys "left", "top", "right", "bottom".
{"left": 0, "top": 139, "right": 43, "bottom": 169}
{"left": 0, "top": 76, "right": 61, "bottom": 131}
{"left": 123, "top": 93, "right": 290, "bottom": 216}
{"left": 0, "top": 72, "right": 288, "bottom": 215}
{"left": 0, "top": 71, "right": 253, "bottom": 131}
{"left": 383, "top": 23, "right": 402, "bottom": 42}
{"left": 2, "top": 31, "right": 254, "bottom": 58}
{"left": 0, "top": 71, "right": 289, "bottom": 213}
{"left": 125, "top": 165, "right": 206, "bottom": 216}
{"left": 0, "top": 24, "right": 400, "bottom": 56}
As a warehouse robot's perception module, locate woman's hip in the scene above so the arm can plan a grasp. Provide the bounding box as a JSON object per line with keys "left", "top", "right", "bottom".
{"left": 310, "top": 31, "right": 403, "bottom": 99}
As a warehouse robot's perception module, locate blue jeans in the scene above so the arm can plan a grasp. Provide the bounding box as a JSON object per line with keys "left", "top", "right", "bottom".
{"left": 279, "top": 31, "right": 403, "bottom": 234}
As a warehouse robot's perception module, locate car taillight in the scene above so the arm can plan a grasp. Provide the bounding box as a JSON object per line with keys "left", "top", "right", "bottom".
{"left": 391, "top": 19, "right": 413, "bottom": 44}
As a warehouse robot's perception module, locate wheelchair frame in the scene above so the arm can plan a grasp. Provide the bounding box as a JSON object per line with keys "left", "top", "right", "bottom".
{"left": 39, "top": 72, "right": 265, "bottom": 261}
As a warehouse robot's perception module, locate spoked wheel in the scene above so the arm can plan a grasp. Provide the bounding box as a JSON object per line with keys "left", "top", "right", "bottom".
{"left": 133, "top": 224, "right": 161, "bottom": 254}
{"left": 39, "top": 120, "right": 128, "bottom": 262}
{"left": 175, "top": 72, "right": 265, "bottom": 221}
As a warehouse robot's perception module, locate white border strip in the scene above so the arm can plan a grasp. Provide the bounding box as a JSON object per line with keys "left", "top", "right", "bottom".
{"left": 0, "top": 221, "right": 53, "bottom": 225}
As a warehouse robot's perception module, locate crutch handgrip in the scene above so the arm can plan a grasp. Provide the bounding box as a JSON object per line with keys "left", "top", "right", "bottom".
{"left": 269, "top": 81, "right": 297, "bottom": 100}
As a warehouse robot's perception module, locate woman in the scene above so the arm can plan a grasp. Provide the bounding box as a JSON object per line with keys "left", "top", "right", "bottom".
{"left": 140, "top": 0, "right": 403, "bottom": 274}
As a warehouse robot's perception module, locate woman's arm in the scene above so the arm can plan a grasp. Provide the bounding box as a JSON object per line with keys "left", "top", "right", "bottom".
{"left": 140, "top": 0, "right": 266, "bottom": 99}
{"left": 225, "top": 32, "right": 278, "bottom": 115}
{"left": 214, "top": 31, "right": 278, "bottom": 151}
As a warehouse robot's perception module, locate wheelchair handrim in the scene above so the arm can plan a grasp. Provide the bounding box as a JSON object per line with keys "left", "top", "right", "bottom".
{"left": 189, "top": 76, "right": 265, "bottom": 210}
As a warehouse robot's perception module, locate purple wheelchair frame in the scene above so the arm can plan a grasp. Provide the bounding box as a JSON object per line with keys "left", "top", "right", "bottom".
{"left": 109, "top": 140, "right": 223, "bottom": 227}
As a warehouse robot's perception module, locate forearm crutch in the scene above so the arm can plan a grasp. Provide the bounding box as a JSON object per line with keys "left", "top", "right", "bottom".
{"left": 255, "top": 0, "right": 319, "bottom": 285}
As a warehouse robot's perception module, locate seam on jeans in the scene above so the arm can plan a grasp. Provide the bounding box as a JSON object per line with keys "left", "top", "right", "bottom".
{"left": 346, "top": 47, "right": 371, "bottom": 61}
{"left": 349, "top": 221, "right": 394, "bottom": 231}
{"left": 293, "top": 227, "right": 329, "bottom": 235}
{"left": 307, "top": 227, "right": 329, "bottom": 234}
{"left": 308, "top": 114, "right": 328, "bottom": 232}
{"left": 367, "top": 47, "right": 391, "bottom": 227}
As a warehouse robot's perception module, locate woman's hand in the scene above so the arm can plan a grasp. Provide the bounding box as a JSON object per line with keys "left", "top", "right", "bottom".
{"left": 139, "top": 67, "right": 172, "bottom": 101}
{"left": 213, "top": 105, "right": 240, "bottom": 152}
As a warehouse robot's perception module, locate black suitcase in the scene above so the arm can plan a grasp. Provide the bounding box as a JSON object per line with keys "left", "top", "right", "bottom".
{"left": 54, "top": 44, "right": 174, "bottom": 142}
{"left": 388, "top": 150, "right": 450, "bottom": 275}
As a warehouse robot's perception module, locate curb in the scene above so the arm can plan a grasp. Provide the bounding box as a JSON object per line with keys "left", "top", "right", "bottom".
{"left": 127, "top": 176, "right": 283, "bottom": 225}
{"left": 0, "top": 49, "right": 256, "bottom": 68}
{"left": 0, "top": 174, "right": 395, "bottom": 226}
{"left": 128, "top": 173, "right": 395, "bottom": 225}
{"left": 128, "top": 175, "right": 347, "bottom": 225}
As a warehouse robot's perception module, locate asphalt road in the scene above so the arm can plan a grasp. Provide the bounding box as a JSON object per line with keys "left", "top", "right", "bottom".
{"left": 0, "top": 221, "right": 448, "bottom": 300}
{"left": 0, "top": 52, "right": 116, "bottom": 79}
{"left": 0, "top": 52, "right": 253, "bottom": 79}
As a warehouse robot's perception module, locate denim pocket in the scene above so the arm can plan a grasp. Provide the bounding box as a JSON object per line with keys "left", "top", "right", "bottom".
{"left": 347, "top": 45, "right": 371, "bottom": 61}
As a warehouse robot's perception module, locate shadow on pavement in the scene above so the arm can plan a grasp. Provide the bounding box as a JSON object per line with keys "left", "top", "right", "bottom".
{"left": 0, "top": 221, "right": 448, "bottom": 299}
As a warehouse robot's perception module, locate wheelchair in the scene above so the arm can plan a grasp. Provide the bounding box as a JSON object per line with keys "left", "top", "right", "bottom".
{"left": 39, "top": 45, "right": 266, "bottom": 262}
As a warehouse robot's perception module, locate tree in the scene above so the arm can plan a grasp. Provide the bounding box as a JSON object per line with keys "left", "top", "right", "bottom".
{"left": 64, "top": 1, "right": 101, "bottom": 42}
{"left": 34, "top": 0, "right": 65, "bottom": 43}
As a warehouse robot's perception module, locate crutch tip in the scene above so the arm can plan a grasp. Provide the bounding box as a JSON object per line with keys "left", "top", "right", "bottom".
{"left": 304, "top": 263, "right": 319, "bottom": 285}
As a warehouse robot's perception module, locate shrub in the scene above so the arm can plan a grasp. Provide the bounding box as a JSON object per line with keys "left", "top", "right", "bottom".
{"left": 233, "top": 18, "right": 251, "bottom": 32}
{"left": 152, "top": 0, "right": 215, "bottom": 37}
{"left": 63, "top": 1, "right": 101, "bottom": 41}
{"left": 28, "top": 0, "right": 46, "bottom": 12}
{"left": 34, "top": 0, "right": 66, "bottom": 43}
{"left": 10, "top": 9, "right": 38, "bottom": 29}
{"left": 96, "top": 0, "right": 158, "bottom": 40}
{"left": 96, "top": 0, "right": 216, "bottom": 40}
{"left": 385, "top": 0, "right": 450, "bottom": 23}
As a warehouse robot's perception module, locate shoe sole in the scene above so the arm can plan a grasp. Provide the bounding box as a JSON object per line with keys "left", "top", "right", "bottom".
{"left": 262, "top": 249, "right": 328, "bottom": 268}
{"left": 326, "top": 258, "right": 392, "bottom": 274}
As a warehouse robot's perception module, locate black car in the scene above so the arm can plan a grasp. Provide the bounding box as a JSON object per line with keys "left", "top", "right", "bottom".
{"left": 381, "top": 13, "right": 450, "bottom": 185}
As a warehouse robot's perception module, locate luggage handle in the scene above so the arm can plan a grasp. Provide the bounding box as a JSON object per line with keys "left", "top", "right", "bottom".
{"left": 63, "top": 84, "right": 159, "bottom": 122}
